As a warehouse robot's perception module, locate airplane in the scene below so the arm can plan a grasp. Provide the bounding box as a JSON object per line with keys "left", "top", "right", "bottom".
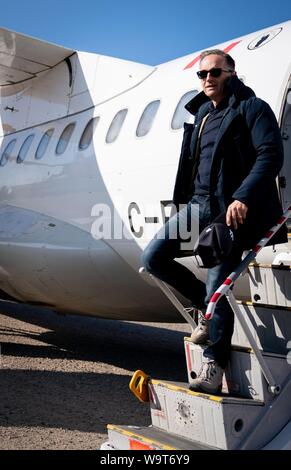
{"left": 0, "top": 20, "right": 290, "bottom": 323}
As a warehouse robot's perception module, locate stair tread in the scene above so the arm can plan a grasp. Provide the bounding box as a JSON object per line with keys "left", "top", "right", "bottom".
{"left": 185, "top": 338, "right": 287, "bottom": 359}
{"left": 108, "top": 424, "right": 217, "bottom": 450}
{"left": 249, "top": 262, "right": 291, "bottom": 269}
{"left": 185, "top": 336, "right": 252, "bottom": 353}
{"left": 237, "top": 300, "right": 291, "bottom": 311}
{"left": 151, "top": 379, "right": 265, "bottom": 405}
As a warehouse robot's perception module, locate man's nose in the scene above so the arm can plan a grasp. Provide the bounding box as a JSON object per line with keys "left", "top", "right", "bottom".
{"left": 205, "top": 73, "right": 214, "bottom": 81}
{"left": 205, "top": 73, "right": 217, "bottom": 83}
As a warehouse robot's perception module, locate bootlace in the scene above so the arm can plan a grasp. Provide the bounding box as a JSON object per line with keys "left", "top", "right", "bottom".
{"left": 198, "top": 312, "right": 207, "bottom": 327}
{"left": 198, "top": 362, "right": 216, "bottom": 381}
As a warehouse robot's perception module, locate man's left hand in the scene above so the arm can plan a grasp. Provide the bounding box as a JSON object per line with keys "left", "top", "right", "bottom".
{"left": 226, "top": 200, "right": 248, "bottom": 229}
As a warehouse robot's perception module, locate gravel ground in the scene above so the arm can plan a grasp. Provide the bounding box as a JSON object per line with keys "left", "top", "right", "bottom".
{"left": 0, "top": 300, "right": 190, "bottom": 450}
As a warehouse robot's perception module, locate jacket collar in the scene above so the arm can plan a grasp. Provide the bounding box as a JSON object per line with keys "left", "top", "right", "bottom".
{"left": 185, "top": 75, "right": 256, "bottom": 116}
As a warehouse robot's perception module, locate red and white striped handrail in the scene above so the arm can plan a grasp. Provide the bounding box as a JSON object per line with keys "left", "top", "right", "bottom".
{"left": 205, "top": 205, "right": 291, "bottom": 320}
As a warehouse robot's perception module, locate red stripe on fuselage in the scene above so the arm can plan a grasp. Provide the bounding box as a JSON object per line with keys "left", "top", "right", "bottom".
{"left": 223, "top": 40, "right": 241, "bottom": 53}
{"left": 184, "top": 54, "right": 201, "bottom": 70}
{"left": 183, "top": 40, "right": 241, "bottom": 70}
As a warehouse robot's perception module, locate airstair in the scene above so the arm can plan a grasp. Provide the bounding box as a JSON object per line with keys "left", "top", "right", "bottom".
{"left": 101, "top": 207, "right": 291, "bottom": 450}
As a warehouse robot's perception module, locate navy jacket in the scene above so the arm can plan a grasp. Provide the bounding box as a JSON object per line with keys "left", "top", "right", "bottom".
{"left": 173, "top": 76, "right": 287, "bottom": 248}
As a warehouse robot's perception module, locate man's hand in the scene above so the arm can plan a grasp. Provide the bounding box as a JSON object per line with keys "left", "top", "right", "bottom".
{"left": 226, "top": 200, "right": 248, "bottom": 229}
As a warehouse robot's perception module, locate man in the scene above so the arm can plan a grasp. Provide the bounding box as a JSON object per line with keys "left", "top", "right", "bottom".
{"left": 142, "top": 49, "right": 286, "bottom": 394}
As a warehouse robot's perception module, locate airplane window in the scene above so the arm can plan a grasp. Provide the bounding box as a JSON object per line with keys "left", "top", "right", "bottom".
{"left": 56, "top": 123, "right": 76, "bottom": 155}
{"left": 287, "top": 90, "right": 291, "bottom": 105}
{"left": 171, "top": 90, "right": 198, "bottom": 130}
{"left": 17, "top": 134, "right": 34, "bottom": 163}
{"left": 79, "top": 117, "right": 100, "bottom": 150}
{"left": 35, "top": 129, "right": 54, "bottom": 160}
{"left": 0, "top": 139, "right": 17, "bottom": 167}
{"left": 106, "top": 109, "right": 128, "bottom": 144}
{"left": 136, "top": 100, "right": 161, "bottom": 137}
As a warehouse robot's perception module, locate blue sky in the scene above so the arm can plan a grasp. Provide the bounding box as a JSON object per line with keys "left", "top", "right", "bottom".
{"left": 1, "top": 0, "right": 291, "bottom": 65}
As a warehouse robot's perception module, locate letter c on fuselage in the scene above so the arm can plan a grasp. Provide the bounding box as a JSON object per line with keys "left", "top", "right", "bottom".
{"left": 128, "top": 202, "right": 144, "bottom": 238}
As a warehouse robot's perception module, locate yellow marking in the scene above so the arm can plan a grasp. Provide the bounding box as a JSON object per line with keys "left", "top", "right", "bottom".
{"left": 107, "top": 424, "right": 176, "bottom": 450}
{"left": 151, "top": 379, "right": 222, "bottom": 402}
{"left": 249, "top": 262, "right": 291, "bottom": 270}
{"left": 184, "top": 336, "right": 253, "bottom": 354}
{"left": 231, "top": 345, "right": 253, "bottom": 353}
{"left": 238, "top": 300, "right": 291, "bottom": 311}
{"left": 237, "top": 300, "right": 254, "bottom": 306}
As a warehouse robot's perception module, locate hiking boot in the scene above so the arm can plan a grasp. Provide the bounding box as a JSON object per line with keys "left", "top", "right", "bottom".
{"left": 190, "top": 312, "right": 210, "bottom": 344}
{"left": 189, "top": 361, "right": 224, "bottom": 394}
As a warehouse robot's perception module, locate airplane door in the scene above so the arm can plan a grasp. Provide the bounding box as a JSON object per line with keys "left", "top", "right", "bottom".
{"left": 279, "top": 82, "right": 291, "bottom": 225}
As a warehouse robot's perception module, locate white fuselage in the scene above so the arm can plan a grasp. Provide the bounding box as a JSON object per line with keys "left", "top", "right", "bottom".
{"left": 0, "top": 22, "right": 290, "bottom": 321}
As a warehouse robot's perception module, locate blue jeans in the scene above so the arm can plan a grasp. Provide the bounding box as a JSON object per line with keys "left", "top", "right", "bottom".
{"left": 142, "top": 195, "right": 243, "bottom": 368}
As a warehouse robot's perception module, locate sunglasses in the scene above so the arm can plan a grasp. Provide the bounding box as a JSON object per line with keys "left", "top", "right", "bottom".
{"left": 197, "top": 68, "right": 233, "bottom": 79}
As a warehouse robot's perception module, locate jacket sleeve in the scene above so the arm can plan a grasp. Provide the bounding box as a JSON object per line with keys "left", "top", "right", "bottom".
{"left": 172, "top": 122, "right": 194, "bottom": 206}
{"left": 232, "top": 98, "right": 284, "bottom": 206}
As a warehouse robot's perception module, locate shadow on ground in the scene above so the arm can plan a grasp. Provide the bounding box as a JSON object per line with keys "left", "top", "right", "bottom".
{"left": 0, "top": 300, "right": 190, "bottom": 433}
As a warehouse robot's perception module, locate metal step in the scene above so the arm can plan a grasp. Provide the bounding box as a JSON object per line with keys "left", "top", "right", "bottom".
{"left": 248, "top": 261, "right": 291, "bottom": 307}
{"left": 106, "top": 424, "right": 216, "bottom": 450}
{"left": 184, "top": 341, "right": 290, "bottom": 402}
{"left": 149, "top": 379, "right": 264, "bottom": 450}
{"left": 232, "top": 301, "right": 291, "bottom": 355}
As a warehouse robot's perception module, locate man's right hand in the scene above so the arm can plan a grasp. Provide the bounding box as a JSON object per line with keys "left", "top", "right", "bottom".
{"left": 226, "top": 200, "right": 248, "bottom": 230}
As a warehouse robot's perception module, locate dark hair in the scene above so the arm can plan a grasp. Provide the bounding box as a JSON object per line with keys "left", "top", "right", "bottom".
{"left": 199, "top": 49, "right": 235, "bottom": 70}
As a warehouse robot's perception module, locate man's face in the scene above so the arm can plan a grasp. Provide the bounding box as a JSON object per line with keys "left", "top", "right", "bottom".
{"left": 199, "top": 54, "right": 234, "bottom": 105}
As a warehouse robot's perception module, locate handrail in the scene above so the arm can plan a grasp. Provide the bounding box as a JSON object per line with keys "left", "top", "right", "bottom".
{"left": 205, "top": 204, "right": 291, "bottom": 395}
{"left": 205, "top": 205, "right": 291, "bottom": 320}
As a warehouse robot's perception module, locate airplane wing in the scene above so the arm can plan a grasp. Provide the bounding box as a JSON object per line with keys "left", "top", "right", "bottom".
{"left": 0, "top": 27, "right": 74, "bottom": 86}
